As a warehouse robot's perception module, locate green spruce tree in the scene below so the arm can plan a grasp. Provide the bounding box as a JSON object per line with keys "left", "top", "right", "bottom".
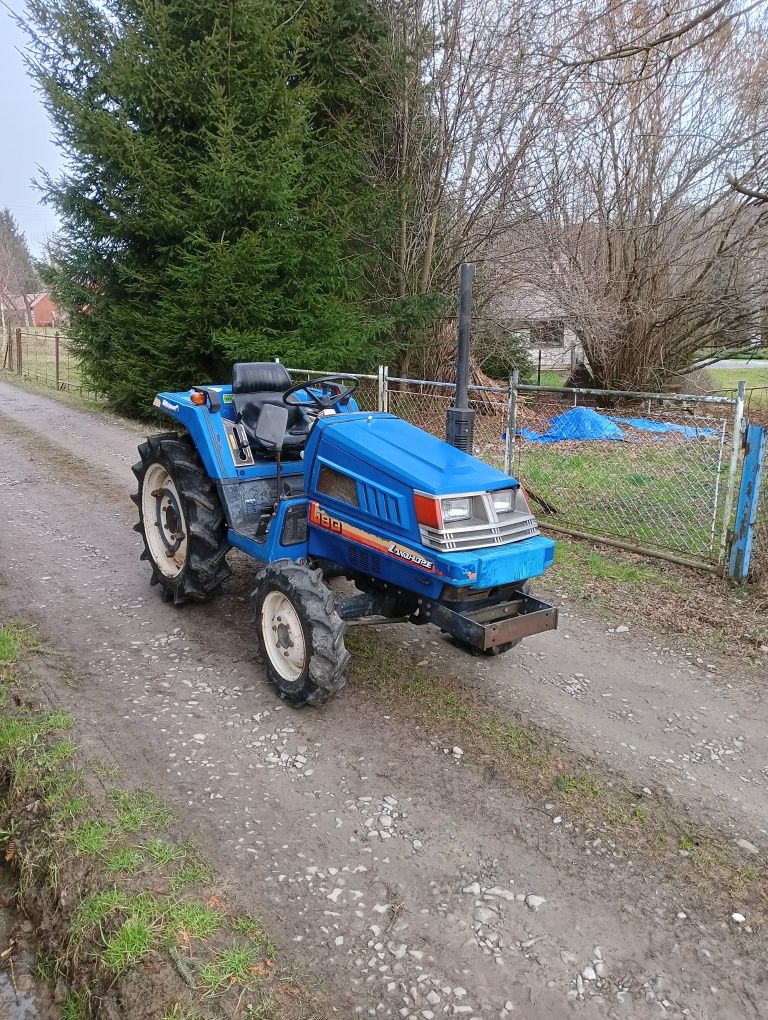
{"left": 22, "top": 0, "right": 394, "bottom": 412}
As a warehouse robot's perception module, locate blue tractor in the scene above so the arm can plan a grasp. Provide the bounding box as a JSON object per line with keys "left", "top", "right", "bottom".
{"left": 132, "top": 274, "right": 557, "bottom": 706}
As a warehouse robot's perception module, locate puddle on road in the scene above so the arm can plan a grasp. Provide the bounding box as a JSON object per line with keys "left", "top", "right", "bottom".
{"left": 0, "top": 869, "right": 52, "bottom": 1020}
{"left": 0, "top": 972, "right": 40, "bottom": 1020}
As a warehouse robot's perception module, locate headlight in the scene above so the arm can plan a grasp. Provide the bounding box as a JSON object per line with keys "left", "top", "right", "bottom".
{"left": 441, "top": 496, "right": 472, "bottom": 522}
{"left": 491, "top": 489, "right": 515, "bottom": 514}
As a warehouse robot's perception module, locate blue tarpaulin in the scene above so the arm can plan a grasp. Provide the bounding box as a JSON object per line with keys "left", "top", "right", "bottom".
{"left": 519, "top": 407, "right": 625, "bottom": 443}
{"left": 519, "top": 406, "right": 718, "bottom": 443}
{"left": 608, "top": 416, "right": 717, "bottom": 440}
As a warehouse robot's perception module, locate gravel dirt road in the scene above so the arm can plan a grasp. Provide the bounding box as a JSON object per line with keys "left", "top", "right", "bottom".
{"left": 0, "top": 380, "right": 766, "bottom": 1019}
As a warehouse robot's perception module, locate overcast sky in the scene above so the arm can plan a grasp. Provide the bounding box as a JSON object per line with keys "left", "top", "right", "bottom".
{"left": 1, "top": 5, "right": 63, "bottom": 255}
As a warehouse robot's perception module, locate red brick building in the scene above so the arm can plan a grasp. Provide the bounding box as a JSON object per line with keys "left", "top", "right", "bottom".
{"left": 27, "top": 292, "right": 60, "bottom": 327}
{"left": 0, "top": 292, "right": 63, "bottom": 328}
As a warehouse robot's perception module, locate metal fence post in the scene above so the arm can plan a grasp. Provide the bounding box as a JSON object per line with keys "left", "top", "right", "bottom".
{"left": 728, "top": 423, "right": 766, "bottom": 582}
{"left": 377, "top": 364, "right": 389, "bottom": 413}
{"left": 15, "top": 328, "right": 21, "bottom": 375}
{"left": 504, "top": 370, "right": 519, "bottom": 476}
{"left": 719, "top": 380, "right": 746, "bottom": 567}
{"left": 55, "top": 331, "right": 60, "bottom": 389}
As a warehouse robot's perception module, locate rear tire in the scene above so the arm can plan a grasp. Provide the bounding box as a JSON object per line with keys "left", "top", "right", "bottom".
{"left": 131, "top": 432, "right": 231, "bottom": 605}
{"left": 252, "top": 560, "right": 349, "bottom": 707}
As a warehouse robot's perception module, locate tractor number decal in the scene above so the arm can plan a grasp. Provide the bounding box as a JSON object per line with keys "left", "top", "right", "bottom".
{"left": 309, "top": 502, "right": 436, "bottom": 572}
{"left": 311, "top": 504, "right": 343, "bottom": 534}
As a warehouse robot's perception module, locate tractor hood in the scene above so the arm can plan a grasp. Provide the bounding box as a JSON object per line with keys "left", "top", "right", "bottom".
{"left": 312, "top": 413, "right": 515, "bottom": 495}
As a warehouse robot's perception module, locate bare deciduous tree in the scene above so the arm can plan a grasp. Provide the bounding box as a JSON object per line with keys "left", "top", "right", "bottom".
{"left": 0, "top": 209, "right": 39, "bottom": 335}
{"left": 557, "top": 0, "right": 762, "bottom": 72}
{"left": 494, "top": 0, "right": 768, "bottom": 391}
{"left": 374, "top": 0, "right": 556, "bottom": 375}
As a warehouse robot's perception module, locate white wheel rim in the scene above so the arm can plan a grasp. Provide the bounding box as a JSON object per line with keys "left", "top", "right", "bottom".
{"left": 261, "top": 591, "right": 307, "bottom": 683}
{"left": 141, "top": 462, "right": 188, "bottom": 579}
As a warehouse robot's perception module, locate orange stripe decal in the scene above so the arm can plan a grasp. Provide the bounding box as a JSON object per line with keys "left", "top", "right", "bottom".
{"left": 309, "top": 502, "right": 437, "bottom": 573}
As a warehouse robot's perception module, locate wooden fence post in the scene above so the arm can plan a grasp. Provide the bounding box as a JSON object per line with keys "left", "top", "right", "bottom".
{"left": 2, "top": 327, "right": 11, "bottom": 371}
{"left": 55, "top": 331, "right": 60, "bottom": 389}
{"left": 15, "top": 328, "right": 22, "bottom": 375}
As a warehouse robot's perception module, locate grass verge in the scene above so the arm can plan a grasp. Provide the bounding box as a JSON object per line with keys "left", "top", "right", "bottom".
{"left": 546, "top": 536, "right": 768, "bottom": 654}
{"left": 0, "top": 619, "right": 313, "bottom": 1020}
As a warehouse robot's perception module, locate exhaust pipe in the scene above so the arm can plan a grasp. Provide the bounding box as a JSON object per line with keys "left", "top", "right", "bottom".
{"left": 445, "top": 262, "right": 476, "bottom": 452}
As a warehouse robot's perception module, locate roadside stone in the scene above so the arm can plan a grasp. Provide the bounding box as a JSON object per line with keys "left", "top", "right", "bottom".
{"left": 485, "top": 886, "right": 515, "bottom": 901}
{"left": 462, "top": 882, "right": 482, "bottom": 896}
{"left": 732, "top": 912, "right": 746, "bottom": 924}
{"left": 525, "top": 895, "right": 546, "bottom": 912}
{"left": 474, "top": 906, "right": 499, "bottom": 925}
{"left": 735, "top": 839, "right": 759, "bottom": 855}
{"left": 582, "top": 966, "right": 596, "bottom": 981}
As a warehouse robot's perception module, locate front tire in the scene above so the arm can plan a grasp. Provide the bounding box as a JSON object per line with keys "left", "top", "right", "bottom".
{"left": 252, "top": 560, "right": 349, "bottom": 707}
{"left": 131, "top": 433, "right": 231, "bottom": 604}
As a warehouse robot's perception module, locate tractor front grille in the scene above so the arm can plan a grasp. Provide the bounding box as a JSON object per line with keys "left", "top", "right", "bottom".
{"left": 420, "top": 510, "right": 539, "bottom": 552}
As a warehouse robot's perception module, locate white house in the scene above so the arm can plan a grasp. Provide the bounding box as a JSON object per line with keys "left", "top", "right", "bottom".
{"left": 492, "top": 283, "right": 583, "bottom": 372}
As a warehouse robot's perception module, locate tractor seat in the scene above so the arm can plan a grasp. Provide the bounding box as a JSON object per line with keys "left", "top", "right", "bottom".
{"left": 231, "top": 362, "right": 312, "bottom": 459}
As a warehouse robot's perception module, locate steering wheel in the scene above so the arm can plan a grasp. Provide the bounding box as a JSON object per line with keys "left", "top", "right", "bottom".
{"left": 282, "top": 374, "right": 359, "bottom": 411}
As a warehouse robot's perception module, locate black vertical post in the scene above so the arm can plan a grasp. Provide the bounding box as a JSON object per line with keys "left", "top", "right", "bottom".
{"left": 446, "top": 262, "right": 476, "bottom": 451}
{"left": 455, "top": 262, "right": 473, "bottom": 409}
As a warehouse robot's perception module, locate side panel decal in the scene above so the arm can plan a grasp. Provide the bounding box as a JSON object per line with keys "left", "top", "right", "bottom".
{"left": 309, "top": 501, "right": 436, "bottom": 573}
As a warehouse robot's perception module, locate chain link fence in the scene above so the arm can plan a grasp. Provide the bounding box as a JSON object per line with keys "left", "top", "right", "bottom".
{"left": 512, "top": 385, "right": 739, "bottom": 565}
